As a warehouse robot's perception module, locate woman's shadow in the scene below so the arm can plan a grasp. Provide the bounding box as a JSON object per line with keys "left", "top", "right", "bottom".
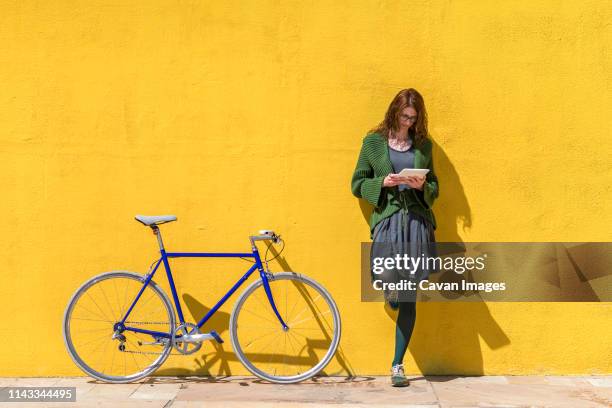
{"left": 357, "top": 137, "right": 510, "bottom": 376}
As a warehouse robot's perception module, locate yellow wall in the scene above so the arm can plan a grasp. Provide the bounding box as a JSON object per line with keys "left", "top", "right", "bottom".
{"left": 1, "top": 1, "right": 611, "bottom": 376}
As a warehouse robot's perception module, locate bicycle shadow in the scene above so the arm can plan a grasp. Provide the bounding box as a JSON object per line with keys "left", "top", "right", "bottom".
{"left": 124, "top": 374, "right": 378, "bottom": 385}
{"left": 155, "top": 278, "right": 358, "bottom": 381}
{"left": 154, "top": 293, "right": 233, "bottom": 377}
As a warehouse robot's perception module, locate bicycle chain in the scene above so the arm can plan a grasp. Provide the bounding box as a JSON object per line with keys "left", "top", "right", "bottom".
{"left": 120, "top": 321, "right": 192, "bottom": 356}
{"left": 124, "top": 321, "right": 171, "bottom": 325}
{"left": 119, "top": 335, "right": 182, "bottom": 356}
{"left": 122, "top": 349, "right": 184, "bottom": 356}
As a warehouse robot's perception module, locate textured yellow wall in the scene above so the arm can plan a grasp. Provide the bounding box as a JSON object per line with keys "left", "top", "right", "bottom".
{"left": 1, "top": 1, "right": 611, "bottom": 376}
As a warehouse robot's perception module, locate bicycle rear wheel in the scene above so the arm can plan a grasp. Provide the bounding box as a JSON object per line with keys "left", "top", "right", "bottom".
{"left": 230, "top": 272, "right": 341, "bottom": 384}
{"left": 63, "top": 271, "right": 175, "bottom": 383}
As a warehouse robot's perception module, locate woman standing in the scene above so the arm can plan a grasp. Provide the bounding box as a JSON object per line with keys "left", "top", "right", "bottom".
{"left": 351, "top": 88, "right": 439, "bottom": 387}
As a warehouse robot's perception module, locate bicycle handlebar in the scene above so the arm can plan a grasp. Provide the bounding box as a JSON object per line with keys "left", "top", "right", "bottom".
{"left": 249, "top": 231, "right": 282, "bottom": 245}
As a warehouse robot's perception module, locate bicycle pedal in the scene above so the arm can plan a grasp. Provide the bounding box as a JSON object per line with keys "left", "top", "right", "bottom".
{"left": 210, "top": 330, "right": 224, "bottom": 344}
{"left": 137, "top": 340, "right": 165, "bottom": 346}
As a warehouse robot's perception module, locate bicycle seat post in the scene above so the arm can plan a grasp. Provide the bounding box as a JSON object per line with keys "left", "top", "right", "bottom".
{"left": 151, "top": 226, "right": 165, "bottom": 251}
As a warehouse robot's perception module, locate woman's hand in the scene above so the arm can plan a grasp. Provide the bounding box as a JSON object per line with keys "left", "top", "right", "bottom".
{"left": 383, "top": 174, "right": 402, "bottom": 187}
{"left": 383, "top": 174, "right": 426, "bottom": 190}
{"left": 406, "top": 175, "right": 426, "bottom": 190}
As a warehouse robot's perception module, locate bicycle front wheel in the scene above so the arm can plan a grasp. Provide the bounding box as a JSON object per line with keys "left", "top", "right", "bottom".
{"left": 63, "top": 271, "right": 175, "bottom": 383}
{"left": 230, "top": 272, "right": 341, "bottom": 384}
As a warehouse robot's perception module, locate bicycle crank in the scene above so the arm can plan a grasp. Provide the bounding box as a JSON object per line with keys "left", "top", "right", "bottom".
{"left": 172, "top": 323, "right": 224, "bottom": 355}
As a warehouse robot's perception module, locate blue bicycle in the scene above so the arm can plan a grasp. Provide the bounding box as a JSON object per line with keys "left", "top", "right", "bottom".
{"left": 63, "top": 215, "right": 341, "bottom": 384}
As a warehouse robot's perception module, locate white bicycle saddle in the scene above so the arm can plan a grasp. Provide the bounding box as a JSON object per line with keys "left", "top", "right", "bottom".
{"left": 134, "top": 215, "right": 178, "bottom": 226}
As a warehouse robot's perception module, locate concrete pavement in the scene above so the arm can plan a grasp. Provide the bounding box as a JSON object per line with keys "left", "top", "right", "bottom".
{"left": 0, "top": 375, "right": 610, "bottom": 407}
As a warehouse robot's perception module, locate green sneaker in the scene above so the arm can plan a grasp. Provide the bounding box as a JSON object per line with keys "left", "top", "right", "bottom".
{"left": 391, "top": 363, "right": 410, "bottom": 387}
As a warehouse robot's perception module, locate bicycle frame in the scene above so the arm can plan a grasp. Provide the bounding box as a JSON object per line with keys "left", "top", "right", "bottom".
{"left": 115, "top": 227, "right": 288, "bottom": 340}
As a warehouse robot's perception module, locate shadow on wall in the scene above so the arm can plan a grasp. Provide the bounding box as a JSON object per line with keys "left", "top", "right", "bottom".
{"left": 356, "top": 136, "right": 511, "bottom": 375}
{"left": 155, "top": 293, "right": 234, "bottom": 377}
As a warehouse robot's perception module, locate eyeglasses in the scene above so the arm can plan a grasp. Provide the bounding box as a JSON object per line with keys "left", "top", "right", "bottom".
{"left": 399, "top": 114, "right": 418, "bottom": 122}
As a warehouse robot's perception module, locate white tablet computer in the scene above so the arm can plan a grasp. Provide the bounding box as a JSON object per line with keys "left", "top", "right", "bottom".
{"left": 398, "top": 168, "right": 429, "bottom": 177}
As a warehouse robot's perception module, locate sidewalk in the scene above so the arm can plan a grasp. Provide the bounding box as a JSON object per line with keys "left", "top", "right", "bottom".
{"left": 0, "top": 375, "right": 610, "bottom": 407}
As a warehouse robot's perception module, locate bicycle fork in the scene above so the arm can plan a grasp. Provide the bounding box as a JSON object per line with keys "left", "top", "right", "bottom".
{"left": 256, "top": 250, "right": 289, "bottom": 331}
{"left": 260, "top": 271, "right": 290, "bottom": 331}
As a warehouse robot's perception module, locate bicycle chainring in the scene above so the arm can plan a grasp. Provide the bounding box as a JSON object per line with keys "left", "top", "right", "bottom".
{"left": 172, "top": 323, "right": 203, "bottom": 355}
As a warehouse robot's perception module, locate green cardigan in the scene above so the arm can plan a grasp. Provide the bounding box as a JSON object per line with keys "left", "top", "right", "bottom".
{"left": 350, "top": 132, "right": 439, "bottom": 238}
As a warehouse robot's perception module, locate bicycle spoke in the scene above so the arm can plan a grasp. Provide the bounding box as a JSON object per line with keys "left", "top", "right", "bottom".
{"left": 75, "top": 333, "right": 110, "bottom": 349}
{"left": 284, "top": 329, "right": 300, "bottom": 374}
{"left": 293, "top": 294, "right": 321, "bottom": 319}
{"left": 75, "top": 326, "right": 113, "bottom": 334}
{"left": 76, "top": 301, "right": 111, "bottom": 323}
{"left": 284, "top": 280, "right": 288, "bottom": 322}
{"left": 281, "top": 332, "right": 288, "bottom": 376}
{"left": 98, "top": 283, "right": 119, "bottom": 321}
{"left": 290, "top": 326, "right": 325, "bottom": 331}
{"left": 285, "top": 294, "right": 301, "bottom": 325}
{"left": 285, "top": 331, "right": 304, "bottom": 375}
{"left": 285, "top": 329, "right": 299, "bottom": 355}
{"left": 290, "top": 309, "right": 331, "bottom": 328}
{"left": 257, "top": 329, "right": 285, "bottom": 359}
{"left": 242, "top": 329, "right": 280, "bottom": 350}
{"left": 121, "top": 278, "right": 131, "bottom": 321}
{"left": 100, "top": 338, "right": 112, "bottom": 375}
{"left": 112, "top": 280, "right": 123, "bottom": 319}
{"left": 287, "top": 330, "right": 309, "bottom": 365}
{"left": 264, "top": 334, "right": 281, "bottom": 374}
{"left": 240, "top": 306, "right": 278, "bottom": 326}
{"left": 71, "top": 316, "right": 113, "bottom": 323}
{"left": 92, "top": 339, "right": 113, "bottom": 372}
{"left": 127, "top": 337, "right": 152, "bottom": 366}
{"left": 132, "top": 291, "right": 158, "bottom": 317}
{"left": 287, "top": 294, "right": 322, "bottom": 326}
{"left": 110, "top": 342, "right": 117, "bottom": 375}
{"left": 236, "top": 325, "right": 280, "bottom": 331}
{"left": 252, "top": 288, "right": 279, "bottom": 322}
{"left": 85, "top": 292, "right": 113, "bottom": 323}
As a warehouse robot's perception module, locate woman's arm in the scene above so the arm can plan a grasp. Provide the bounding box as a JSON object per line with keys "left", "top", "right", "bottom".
{"left": 351, "top": 138, "right": 385, "bottom": 208}
{"left": 414, "top": 143, "right": 439, "bottom": 208}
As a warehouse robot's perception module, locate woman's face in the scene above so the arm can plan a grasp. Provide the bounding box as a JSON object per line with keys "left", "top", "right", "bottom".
{"left": 398, "top": 106, "right": 418, "bottom": 130}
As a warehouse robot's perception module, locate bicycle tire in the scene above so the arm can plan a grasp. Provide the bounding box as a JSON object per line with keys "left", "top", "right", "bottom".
{"left": 229, "top": 272, "right": 341, "bottom": 384}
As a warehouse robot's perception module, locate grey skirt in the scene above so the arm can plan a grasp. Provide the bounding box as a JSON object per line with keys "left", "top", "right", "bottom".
{"left": 370, "top": 205, "right": 437, "bottom": 303}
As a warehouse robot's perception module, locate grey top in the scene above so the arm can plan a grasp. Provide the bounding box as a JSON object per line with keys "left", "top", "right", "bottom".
{"left": 388, "top": 145, "right": 415, "bottom": 192}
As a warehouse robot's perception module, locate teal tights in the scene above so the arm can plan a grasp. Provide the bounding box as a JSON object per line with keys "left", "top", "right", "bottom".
{"left": 392, "top": 301, "right": 417, "bottom": 366}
